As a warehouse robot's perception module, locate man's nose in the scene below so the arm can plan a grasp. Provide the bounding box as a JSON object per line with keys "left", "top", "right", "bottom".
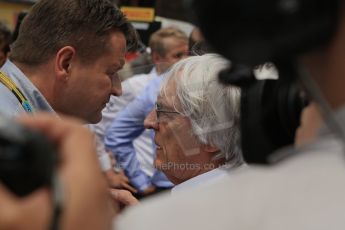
{"left": 111, "top": 79, "right": 122, "bottom": 96}
{"left": 144, "top": 110, "right": 158, "bottom": 130}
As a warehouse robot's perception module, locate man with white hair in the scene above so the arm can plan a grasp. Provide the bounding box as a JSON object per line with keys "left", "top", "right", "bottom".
{"left": 143, "top": 54, "right": 243, "bottom": 194}
{"left": 109, "top": 54, "right": 243, "bottom": 205}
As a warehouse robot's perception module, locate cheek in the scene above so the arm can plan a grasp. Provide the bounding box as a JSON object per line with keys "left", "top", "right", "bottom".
{"left": 98, "top": 74, "right": 112, "bottom": 89}
{"left": 167, "top": 123, "right": 201, "bottom": 157}
{"left": 90, "top": 74, "right": 113, "bottom": 97}
{"left": 155, "top": 149, "right": 166, "bottom": 165}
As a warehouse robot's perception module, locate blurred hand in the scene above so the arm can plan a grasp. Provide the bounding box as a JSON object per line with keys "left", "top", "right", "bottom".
{"left": 105, "top": 169, "right": 137, "bottom": 194}
{"left": 0, "top": 185, "right": 51, "bottom": 230}
{"left": 109, "top": 189, "right": 139, "bottom": 211}
{"left": 141, "top": 185, "right": 156, "bottom": 196}
{"left": 0, "top": 114, "right": 113, "bottom": 230}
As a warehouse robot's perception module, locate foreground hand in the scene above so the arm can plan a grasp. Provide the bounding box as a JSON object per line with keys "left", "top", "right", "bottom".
{"left": 0, "top": 114, "right": 113, "bottom": 230}
{"left": 0, "top": 185, "right": 51, "bottom": 230}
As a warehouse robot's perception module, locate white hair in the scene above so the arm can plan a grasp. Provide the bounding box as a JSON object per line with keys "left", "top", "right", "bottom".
{"left": 160, "top": 54, "right": 243, "bottom": 166}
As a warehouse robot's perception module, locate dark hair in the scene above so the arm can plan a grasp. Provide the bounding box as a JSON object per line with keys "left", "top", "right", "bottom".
{"left": 10, "top": 0, "right": 138, "bottom": 66}
{"left": 0, "top": 22, "right": 11, "bottom": 54}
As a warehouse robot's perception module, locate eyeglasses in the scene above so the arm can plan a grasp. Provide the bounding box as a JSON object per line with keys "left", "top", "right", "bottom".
{"left": 155, "top": 102, "right": 181, "bottom": 121}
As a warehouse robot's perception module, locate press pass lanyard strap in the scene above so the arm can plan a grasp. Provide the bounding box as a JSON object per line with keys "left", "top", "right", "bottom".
{"left": 0, "top": 71, "right": 34, "bottom": 113}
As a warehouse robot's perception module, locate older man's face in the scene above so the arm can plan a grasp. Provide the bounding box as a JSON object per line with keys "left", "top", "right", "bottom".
{"left": 145, "top": 78, "right": 215, "bottom": 184}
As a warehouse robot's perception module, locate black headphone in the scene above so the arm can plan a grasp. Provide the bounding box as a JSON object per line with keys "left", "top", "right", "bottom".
{"left": 191, "top": 0, "right": 340, "bottom": 67}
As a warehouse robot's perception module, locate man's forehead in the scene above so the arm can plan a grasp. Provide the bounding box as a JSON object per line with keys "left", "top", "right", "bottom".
{"left": 107, "top": 31, "right": 127, "bottom": 52}
{"left": 157, "top": 95, "right": 170, "bottom": 107}
{"left": 164, "top": 37, "right": 187, "bottom": 49}
{"left": 157, "top": 93, "right": 177, "bottom": 108}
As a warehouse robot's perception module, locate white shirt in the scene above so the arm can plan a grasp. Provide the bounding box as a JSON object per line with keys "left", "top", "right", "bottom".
{"left": 116, "top": 125, "right": 345, "bottom": 230}
{"left": 171, "top": 167, "right": 233, "bottom": 195}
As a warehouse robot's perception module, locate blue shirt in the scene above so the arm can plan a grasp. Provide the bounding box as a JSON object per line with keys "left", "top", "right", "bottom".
{"left": 105, "top": 76, "right": 173, "bottom": 192}
{"left": 0, "top": 60, "right": 55, "bottom": 117}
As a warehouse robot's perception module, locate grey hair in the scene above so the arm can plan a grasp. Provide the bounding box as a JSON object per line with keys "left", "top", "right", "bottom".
{"left": 160, "top": 54, "right": 243, "bottom": 167}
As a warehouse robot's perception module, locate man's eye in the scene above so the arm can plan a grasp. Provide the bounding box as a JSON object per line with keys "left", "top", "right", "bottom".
{"left": 174, "top": 52, "right": 184, "bottom": 58}
{"left": 107, "top": 71, "right": 117, "bottom": 77}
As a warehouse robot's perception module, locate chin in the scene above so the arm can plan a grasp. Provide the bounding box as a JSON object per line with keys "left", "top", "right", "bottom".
{"left": 166, "top": 174, "right": 184, "bottom": 185}
{"left": 87, "top": 113, "right": 102, "bottom": 124}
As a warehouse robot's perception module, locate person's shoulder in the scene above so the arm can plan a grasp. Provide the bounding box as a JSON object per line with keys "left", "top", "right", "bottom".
{"left": 116, "top": 140, "right": 345, "bottom": 230}
{"left": 0, "top": 85, "right": 25, "bottom": 117}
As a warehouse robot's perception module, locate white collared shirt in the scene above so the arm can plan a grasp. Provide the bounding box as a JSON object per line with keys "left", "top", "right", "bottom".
{"left": 171, "top": 167, "right": 233, "bottom": 195}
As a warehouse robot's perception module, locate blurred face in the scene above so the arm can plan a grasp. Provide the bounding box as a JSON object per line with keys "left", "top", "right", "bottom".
{"left": 144, "top": 78, "right": 216, "bottom": 184}
{"left": 156, "top": 38, "right": 188, "bottom": 73}
{"left": 58, "top": 31, "right": 126, "bottom": 123}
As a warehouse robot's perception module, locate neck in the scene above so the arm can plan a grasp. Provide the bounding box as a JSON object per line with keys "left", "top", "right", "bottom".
{"left": 302, "top": 7, "right": 345, "bottom": 109}
{"left": 13, "top": 60, "right": 56, "bottom": 106}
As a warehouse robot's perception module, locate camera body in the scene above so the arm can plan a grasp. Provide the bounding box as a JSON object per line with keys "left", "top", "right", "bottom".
{"left": 0, "top": 115, "right": 56, "bottom": 197}
{"left": 240, "top": 77, "right": 306, "bottom": 164}
{"left": 218, "top": 65, "right": 307, "bottom": 164}
{"left": 189, "top": 0, "right": 338, "bottom": 164}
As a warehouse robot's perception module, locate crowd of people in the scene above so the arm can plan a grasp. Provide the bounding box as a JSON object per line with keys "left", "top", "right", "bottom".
{"left": 0, "top": 0, "right": 344, "bottom": 229}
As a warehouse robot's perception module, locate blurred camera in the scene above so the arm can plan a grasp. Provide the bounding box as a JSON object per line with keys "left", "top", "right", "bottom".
{"left": 219, "top": 64, "right": 307, "bottom": 164}
{"left": 0, "top": 115, "right": 56, "bottom": 197}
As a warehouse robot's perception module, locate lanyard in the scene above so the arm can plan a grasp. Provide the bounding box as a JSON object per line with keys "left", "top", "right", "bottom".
{"left": 0, "top": 71, "right": 34, "bottom": 113}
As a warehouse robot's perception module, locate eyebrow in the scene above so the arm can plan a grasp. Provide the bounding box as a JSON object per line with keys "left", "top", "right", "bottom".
{"left": 157, "top": 101, "right": 176, "bottom": 112}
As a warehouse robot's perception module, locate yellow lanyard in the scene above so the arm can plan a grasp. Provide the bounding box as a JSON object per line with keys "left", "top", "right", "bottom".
{"left": 0, "top": 71, "right": 34, "bottom": 113}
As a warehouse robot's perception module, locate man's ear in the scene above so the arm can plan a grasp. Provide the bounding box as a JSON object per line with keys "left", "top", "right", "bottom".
{"left": 55, "top": 46, "right": 76, "bottom": 81}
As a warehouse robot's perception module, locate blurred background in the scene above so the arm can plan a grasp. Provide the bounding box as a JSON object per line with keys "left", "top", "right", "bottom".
{"left": 0, "top": 0, "right": 192, "bottom": 44}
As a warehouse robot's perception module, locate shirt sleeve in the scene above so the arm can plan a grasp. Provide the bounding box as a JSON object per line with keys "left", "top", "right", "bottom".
{"left": 88, "top": 80, "right": 139, "bottom": 172}
{"left": 105, "top": 80, "right": 159, "bottom": 192}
